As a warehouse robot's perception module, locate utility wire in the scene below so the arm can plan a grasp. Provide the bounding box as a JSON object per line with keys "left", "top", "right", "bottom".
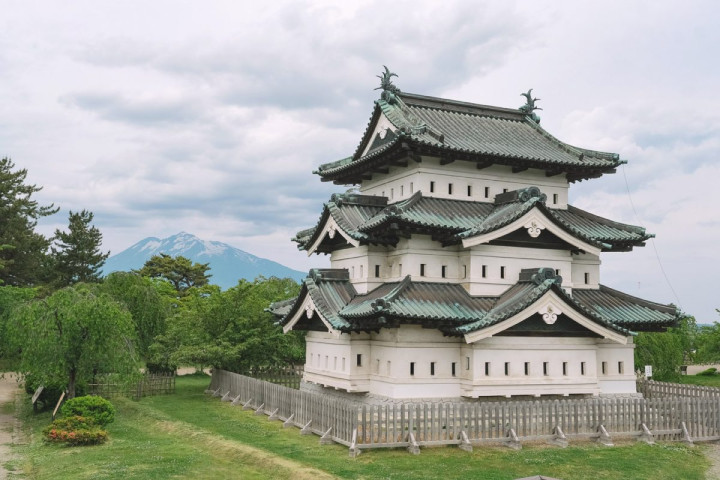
{"left": 621, "top": 164, "right": 681, "bottom": 308}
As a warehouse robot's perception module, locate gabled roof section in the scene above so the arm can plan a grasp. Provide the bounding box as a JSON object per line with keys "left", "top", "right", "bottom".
{"left": 277, "top": 269, "right": 356, "bottom": 333}
{"left": 292, "top": 193, "right": 391, "bottom": 254}
{"left": 315, "top": 92, "right": 625, "bottom": 184}
{"left": 453, "top": 268, "right": 632, "bottom": 343}
{"left": 457, "top": 187, "right": 652, "bottom": 253}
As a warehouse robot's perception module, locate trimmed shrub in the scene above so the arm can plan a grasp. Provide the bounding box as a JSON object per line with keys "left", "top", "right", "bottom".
{"left": 43, "top": 416, "right": 108, "bottom": 446}
{"left": 697, "top": 367, "right": 718, "bottom": 376}
{"left": 60, "top": 396, "right": 115, "bottom": 427}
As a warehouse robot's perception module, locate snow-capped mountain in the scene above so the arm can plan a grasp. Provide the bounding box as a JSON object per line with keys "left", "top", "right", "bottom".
{"left": 102, "top": 232, "right": 305, "bottom": 288}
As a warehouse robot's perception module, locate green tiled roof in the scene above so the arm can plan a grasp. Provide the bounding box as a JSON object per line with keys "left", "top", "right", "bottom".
{"left": 315, "top": 92, "right": 625, "bottom": 184}
{"left": 277, "top": 269, "right": 355, "bottom": 331}
{"left": 573, "top": 285, "right": 677, "bottom": 330}
{"left": 276, "top": 268, "right": 678, "bottom": 336}
{"left": 294, "top": 188, "right": 652, "bottom": 253}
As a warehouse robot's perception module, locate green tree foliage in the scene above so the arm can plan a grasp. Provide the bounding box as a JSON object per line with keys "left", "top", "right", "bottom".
{"left": 136, "top": 254, "right": 210, "bottom": 294}
{"left": 694, "top": 309, "right": 720, "bottom": 363}
{"left": 8, "top": 285, "right": 138, "bottom": 398}
{"left": 0, "top": 286, "right": 37, "bottom": 361}
{"left": 0, "top": 157, "right": 58, "bottom": 286}
{"left": 149, "top": 277, "right": 303, "bottom": 372}
{"left": 51, "top": 209, "right": 110, "bottom": 287}
{"left": 51, "top": 210, "right": 110, "bottom": 287}
{"left": 99, "top": 272, "right": 169, "bottom": 359}
{"left": 634, "top": 314, "right": 696, "bottom": 381}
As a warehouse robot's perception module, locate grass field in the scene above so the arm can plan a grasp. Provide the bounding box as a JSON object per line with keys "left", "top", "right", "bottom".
{"left": 4, "top": 374, "right": 712, "bottom": 480}
{"left": 679, "top": 373, "right": 720, "bottom": 388}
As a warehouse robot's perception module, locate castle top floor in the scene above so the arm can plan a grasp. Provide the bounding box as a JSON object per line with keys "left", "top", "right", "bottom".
{"left": 314, "top": 72, "right": 625, "bottom": 190}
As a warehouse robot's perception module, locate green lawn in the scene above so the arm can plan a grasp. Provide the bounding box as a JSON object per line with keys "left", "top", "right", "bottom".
{"left": 679, "top": 373, "right": 720, "bottom": 388}
{"left": 6, "top": 375, "right": 711, "bottom": 479}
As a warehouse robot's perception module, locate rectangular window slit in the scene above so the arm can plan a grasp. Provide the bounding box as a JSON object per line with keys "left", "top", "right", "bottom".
{"left": 375, "top": 264, "right": 381, "bottom": 277}
{"left": 441, "top": 265, "right": 447, "bottom": 278}
{"left": 602, "top": 361, "right": 607, "bottom": 375}
{"left": 448, "top": 183, "right": 453, "bottom": 195}
{"left": 430, "top": 362, "right": 436, "bottom": 376}
{"left": 452, "top": 362, "right": 456, "bottom": 377}
{"left": 562, "top": 361, "right": 568, "bottom": 376}
{"left": 485, "top": 362, "right": 490, "bottom": 376}
{"left": 584, "top": 272, "right": 590, "bottom": 284}
{"left": 524, "top": 362, "right": 529, "bottom": 376}
{"left": 462, "top": 265, "right": 467, "bottom": 279}
{"left": 543, "top": 362, "right": 549, "bottom": 376}
{"left": 467, "top": 185, "right": 472, "bottom": 197}
{"left": 420, "top": 264, "right": 426, "bottom": 276}
{"left": 466, "top": 357, "right": 471, "bottom": 370}
{"left": 500, "top": 266, "right": 506, "bottom": 279}
{"left": 581, "top": 362, "right": 586, "bottom": 375}
{"left": 410, "top": 362, "right": 415, "bottom": 376}
{"left": 482, "top": 265, "right": 487, "bottom": 278}
{"left": 430, "top": 181, "right": 435, "bottom": 193}
{"left": 553, "top": 193, "right": 558, "bottom": 204}
{"left": 484, "top": 186, "right": 490, "bottom": 198}
{"left": 504, "top": 362, "right": 510, "bottom": 376}
{"left": 618, "top": 361, "right": 624, "bottom": 374}
{"left": 356, "top": 354, "right": 362, "bottom": 367}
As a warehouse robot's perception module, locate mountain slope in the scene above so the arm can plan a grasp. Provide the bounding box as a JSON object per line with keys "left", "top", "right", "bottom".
{"left": 102, "top": 232, "right": 305, "bottom": 288}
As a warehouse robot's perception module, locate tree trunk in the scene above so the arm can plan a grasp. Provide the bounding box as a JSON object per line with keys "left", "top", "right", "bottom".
{"left": 68, "top": 368, "right": 76, "bottom": 399}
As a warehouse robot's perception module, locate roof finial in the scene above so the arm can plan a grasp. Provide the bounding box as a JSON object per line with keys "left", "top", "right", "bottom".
{"left": 375, "top": 66, "right": 401, "bottom": 103}
{"left": 519, "top": 88, "right": 542, "bottom": 123}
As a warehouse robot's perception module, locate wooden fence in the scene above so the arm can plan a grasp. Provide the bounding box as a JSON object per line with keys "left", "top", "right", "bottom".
{"left": 208, "top": 369, "right": 720, "bottom": 456}
{"left": 88, "top": 372, "right": 176, "bottom": 400}
{"left": 240, "top": 366, "right": 304, "bottom": 389}
{"left": 638, "top": 379, "right": 720, "bottom": 399}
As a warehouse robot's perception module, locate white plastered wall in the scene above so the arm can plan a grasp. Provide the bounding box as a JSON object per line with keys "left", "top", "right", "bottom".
{"left": 359, "top": 155, "right": 569, "bottom": 208}
{"left": 303, "top": 326, "right": 637, "bottom": 399}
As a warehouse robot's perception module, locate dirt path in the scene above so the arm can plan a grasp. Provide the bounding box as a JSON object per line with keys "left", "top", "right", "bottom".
{"left": 0, "top": 374, "right": 23, "bottom": 479}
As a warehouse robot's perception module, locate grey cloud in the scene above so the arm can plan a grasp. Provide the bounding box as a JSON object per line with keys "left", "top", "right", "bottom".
{"left": 63, "top": 92, "right": 204, "bottom": 126}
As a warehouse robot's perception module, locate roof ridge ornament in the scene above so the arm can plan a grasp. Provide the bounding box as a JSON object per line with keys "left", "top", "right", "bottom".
{"left": 519, "top": 88, "right": 542, "bottom": 123}
{"left": 375, "top": 66, "right": 401, "bottom": 104}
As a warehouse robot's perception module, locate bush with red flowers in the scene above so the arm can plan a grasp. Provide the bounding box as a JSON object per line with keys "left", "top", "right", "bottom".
{"left": 42, "top": 415, "right": 108, "bottom": 446}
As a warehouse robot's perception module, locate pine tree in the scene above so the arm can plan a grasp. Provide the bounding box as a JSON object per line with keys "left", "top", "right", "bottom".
{"left": 51, "top": 210, "right": 110, "bottom": 286}
{"left": 0, "top": 157, "right": 58, "bottom": 286}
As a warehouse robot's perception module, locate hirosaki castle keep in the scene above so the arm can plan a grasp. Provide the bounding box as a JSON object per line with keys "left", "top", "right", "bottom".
{"left": 272, "top": 70, "right": 678, "bottom": 400}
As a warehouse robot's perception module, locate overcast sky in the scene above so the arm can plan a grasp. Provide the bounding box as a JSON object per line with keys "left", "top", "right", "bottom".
{"left": 1, "top": 1, "right": 718, "bottom": 321}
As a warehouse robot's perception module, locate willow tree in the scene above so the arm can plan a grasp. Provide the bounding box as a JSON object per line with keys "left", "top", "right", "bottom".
{"left": 8, "top": 285, "right": 138, "bottom": 398}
